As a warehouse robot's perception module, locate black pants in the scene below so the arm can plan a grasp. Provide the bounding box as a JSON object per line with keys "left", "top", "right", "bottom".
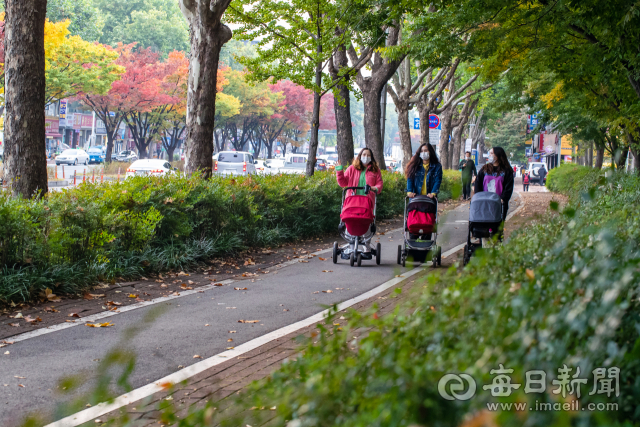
{"left": 502, "top": 201, "right": 509, "bottom": 221}
{"left": 462, "top": 178, "right": 472, "bottom": 199}
{"left": 523, "top": 184, "right": 529, "bottom": 192}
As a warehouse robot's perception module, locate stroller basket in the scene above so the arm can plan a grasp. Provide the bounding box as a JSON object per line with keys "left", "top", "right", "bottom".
{"left": 340, "top": 194, "right": 374, "bottom": 236}
{"left": 407, "top": 196, "right": 437, "bottom": 234}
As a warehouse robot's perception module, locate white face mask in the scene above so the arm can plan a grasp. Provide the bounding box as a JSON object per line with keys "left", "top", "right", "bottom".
{"left": 488, "top": 154, "right": 495, "bottom": 164}
{"left": 361, "top": 156, "right": 371, "bottom": 165}
{"left": 420, "top": 152, "right": 430, "bottom": 160}
{"left": 466, "top": 156, "right": 471, "bottom": 160}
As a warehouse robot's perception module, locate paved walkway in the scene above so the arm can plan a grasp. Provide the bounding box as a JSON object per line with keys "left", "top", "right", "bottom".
{"left": 4, "top": 194, "right": 520, "bottom": 426}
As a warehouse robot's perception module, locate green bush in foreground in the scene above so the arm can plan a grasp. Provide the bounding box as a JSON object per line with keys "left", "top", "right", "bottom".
{"left": 141, "top": 167, "right": 637, "bottom": 427}
{"left": 1, "top": 170, "right": 458, "bottom": 305}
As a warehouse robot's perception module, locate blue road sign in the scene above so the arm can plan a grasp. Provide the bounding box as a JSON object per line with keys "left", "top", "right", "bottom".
{"left": 429, "top": 115, "right": 441, "bottom": 129}
{"left": 414, "top": 118, "right": 420, "bottom": 130}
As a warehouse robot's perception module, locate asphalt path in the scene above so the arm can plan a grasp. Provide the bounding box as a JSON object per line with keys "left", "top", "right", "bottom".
{"left": 0, "top": 203, "right": 471, "bottom": 425}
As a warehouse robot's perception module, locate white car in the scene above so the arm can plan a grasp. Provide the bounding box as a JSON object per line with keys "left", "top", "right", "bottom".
{"left": 214, "top": 151, "right": 257, "bottom": 176}
{"left": 56, "top": 149, "right": 89, "bottom": 166}
{"left": 125, "top": 159, "right": 177, "bottom": 179}
{"left": 255, "top": 159, "right": 277, "bottom": 174}
{"left": 278, "top": 154, "right": 308, "bottom": 174}
{"left": 527, "top": 162, "right": 547, "bottom": 185}
{"left": 116, "top": 150, "right": 139, "bottom": 162}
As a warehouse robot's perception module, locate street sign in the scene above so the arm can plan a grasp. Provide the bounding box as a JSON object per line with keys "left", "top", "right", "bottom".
{"left": 413, "top": 115, "right": 441, "bottom": 130}
{"left": 465, "top": 138, "right": 472, "bottom": 152}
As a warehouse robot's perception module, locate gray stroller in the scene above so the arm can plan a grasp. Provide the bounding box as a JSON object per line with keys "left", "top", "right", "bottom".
{"left": 462, "top": 192, "right": 503, "bottom": 266}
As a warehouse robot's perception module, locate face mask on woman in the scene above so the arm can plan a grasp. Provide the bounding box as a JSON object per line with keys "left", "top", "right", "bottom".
{"left": 420, "top": 152, "right": 429, "bottom": 161}
{"left": 361, "top": 155, "right": 371, "bottom": 165}
{"left": 488, "top": 154, "right": 495, "bottom": 164}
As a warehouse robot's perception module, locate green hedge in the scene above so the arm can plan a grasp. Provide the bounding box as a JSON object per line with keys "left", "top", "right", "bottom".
{"left": 546, "top": 163, "right": 603, "bottom": 194}
{"left": 183, "top": 169, "right": 639, "bottom": 426}
{"left": 0, "top": 171, "right": 459, "bottom": 305}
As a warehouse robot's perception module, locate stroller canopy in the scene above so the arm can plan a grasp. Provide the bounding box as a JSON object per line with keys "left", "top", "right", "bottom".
{"left": 407, "top": 195, "right": 438, "bottom": 214}
{"left": 469, "top": 192, "right": 502, "bottom": 223}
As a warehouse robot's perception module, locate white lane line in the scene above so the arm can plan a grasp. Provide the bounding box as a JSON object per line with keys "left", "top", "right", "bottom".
{"left": 6, "top": 279, "right": 233, "bottom": 344}
{"left": 5, "top": 228, "right": 406, "bottom": 345}
{"left": 44, "top": 263, "right": 430, "bottom": 427}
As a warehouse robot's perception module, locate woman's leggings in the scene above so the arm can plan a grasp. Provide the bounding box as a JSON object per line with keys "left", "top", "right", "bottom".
{"left": 502, "top": 201, "right": 509, "bottom": 221}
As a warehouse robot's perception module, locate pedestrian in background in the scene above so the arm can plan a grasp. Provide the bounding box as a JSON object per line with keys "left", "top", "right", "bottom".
{"left": 538, "top": 164, "right": 547, "bottom": 186}
{"left": 523, "top": 171, "right": 530, "bottom": 192}
{"left": 458, "top": 151, "right": 477, "bottom": 201}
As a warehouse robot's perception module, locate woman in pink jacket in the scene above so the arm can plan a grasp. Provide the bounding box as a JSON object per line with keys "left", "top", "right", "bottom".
{"left": 335, "top": 148, "right": 383, "bottom": 204}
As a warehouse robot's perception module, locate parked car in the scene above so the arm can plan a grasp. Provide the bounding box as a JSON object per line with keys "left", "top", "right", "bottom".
{"left": 125, "top": 159, "right": 177, "bottom": 179}
{"left": 315, "top": 158, "right": 328, "bottom": 171}
{"left": 56, "top": 149, "right": 90, "bottom": 165}
{"left": 116, "top": 150, "right": 138, "bottom": 162}
{"left": 214, "top": 151, "right": 257, "bottom": 176}
{"left": 527, "top": 162, "right": 547, "bottom": 185}
{"left": 255, "top": 159, "right": 276, "bottom": 174}
{"left": 87, "top": 147, "right": 105, "bottom": 164}
{"left": 279, "top": 154, "right": 308, "bottom": 174}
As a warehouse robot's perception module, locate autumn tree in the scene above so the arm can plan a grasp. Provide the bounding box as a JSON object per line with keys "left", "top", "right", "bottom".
{"left": 3, "top": 0, "right": 48, "bottom": 198}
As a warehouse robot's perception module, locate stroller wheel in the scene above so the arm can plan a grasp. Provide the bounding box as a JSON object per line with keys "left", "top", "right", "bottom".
{"left": 397, "top": 245, "right": 402, "bottom": 265}
{"left": 432, "top": 248, "right": 438, "bottom": 268}
{"left": 463, "top": 245, "right": 469, "bottom": 266}
{"left": 437, "top": 246, "right": 442, "bottom": 266}
{"left": 401, "top": 251, "right": 406, "bottom": 267}
{"left": 376, "top": 243, "right": 381, "bottom": 265}
{"left": 357, "top": 253, "right": 362, "bottom": 267}
{"left": 332, "top": 241, "right": 338, "bottom": 264}
{"left": 350, "top": 251, "right": 355, "bottom": 267}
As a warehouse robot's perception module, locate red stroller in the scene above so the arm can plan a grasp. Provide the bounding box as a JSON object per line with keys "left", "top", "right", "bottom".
{"left": 332, "top": 185, "right": 381, "bottom": 267}
{"left": 397, "top": 195, "right": 441, "bottom": 267}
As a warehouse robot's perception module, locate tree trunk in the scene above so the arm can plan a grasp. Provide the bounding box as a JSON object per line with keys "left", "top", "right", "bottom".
{"left": 106, "top": 130, "right": 116, "bottom": 163}
{"left": 417, "top": 101, "right": 430, "bottom": 146}
{"left": 331, "top": 46, "right": 354, "bottom": 167}
{"left": 451, "top": 124, "right": 464, "bottom": 169}
{"left": 306, "top": 61, "right": 322, "bottom": 176}
{"left": 595, "top": 146, "right": 604, "bottom": 169}
{"left": 333, "top": 83, "right": 353, "bottom": 166}
{"left": 4, "top": 0, "right": 49, "bottom": 197}
{"left": 362, "top": 86, "right": 386, "bottom": 169}
{"left": 397, "top": 105, "right": 413, "bottom": 166}
{"left": 181, "top": 3, "right": 232, "bottom": 178}
{"left": 438, "top": 107, "right": 454, "bottom": 169}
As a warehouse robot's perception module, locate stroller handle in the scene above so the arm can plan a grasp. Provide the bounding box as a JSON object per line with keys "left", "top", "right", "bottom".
{"left": 343, "top": 185, "right": 374, "bottom": 195}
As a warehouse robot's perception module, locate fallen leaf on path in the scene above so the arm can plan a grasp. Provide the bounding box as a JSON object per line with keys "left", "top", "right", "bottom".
{"left": 9, "top": 313, "right": 22, "bottom": 319}
{"left": 159, "top": 382, "right": 173, "bottom": 390}
{"left": 322, "top": 270, "right": 333, "bottom": 273}
{"left": 180, "top": 284, "right": 192, "bottom": 290}
{"left": 213, "top": 283, "right": 224, "bottom": 287}
{"left": 336, "top": 288, "right": 343, "bottom": 290}
{"left": 234, "top": 287, "right": 248, "bottom": 291}
{"left": 205, "top": 324, "right": 210, "bottom": 326}
{"left": 322, "top": 290, "right": 333, "bottom": 293}
{"left": 24, "top": 316, "right": 42, "bottom": 323}
{"left": 226, "top": 347, "right": 234, "bottom": 350}
{"left": 40, "top": 288, "right": 61, "bottom": 302}
{"left": 172, "top": 292, "right": 180, "bottom": 296}
{"left": 85, "top": 322, "right": 114, "bottom": 328}
{"left": 318, "top": 257, "right": 326, "bottom": 261}
{"left": 229, "top": 330, "right": 236, "bottom": 333}
{"left": 68, "top": 313, "right": 80, "bottom": 318}
{"left": 14, "top": 376, "right": 25, "bottom": 379}
{"left": 106, "top": 301, "right": 122, "bottom": 307}
{"left": 193, "top": 355, "right": 202, "bottom": 359}
{"left": 128, "top": 294, "right": 138, "bottom": 298}
{"left": 160, "top": 284, "right": 168, "bottom": 288}
{"left": 188, "top": 280, "right": 194, "bottom": 284}
{"left": 18, "top": 384, "right": 25, "bottom": 388}
{"left": 238, "top": 320, "right": 259, "bottom": 324}
{"left": 135, "top": 298, "right": 145, "bottom": 302}
{"left": 227, "top": 338, "right": 233, "bottom": 342}
{"left": 44, "top": 307, "right": 59, "bottom": 313}
{"left": 4, "top": 351, "right": 9, "bottom": 354}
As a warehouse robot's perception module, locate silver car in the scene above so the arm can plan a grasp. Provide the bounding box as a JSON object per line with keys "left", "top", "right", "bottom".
{"left": 55, "top": 149, "right": 90, "bottom": 165}
{"left": 116, "top": 150, "right": 139, "bottom": 162}
{"left": 214, "top": 151, "right": 257, "bottom": 176}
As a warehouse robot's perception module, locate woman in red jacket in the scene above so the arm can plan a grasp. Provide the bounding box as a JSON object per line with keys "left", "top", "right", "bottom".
{"left": 335, "top": 148, "right": 383, "bottom": 204}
